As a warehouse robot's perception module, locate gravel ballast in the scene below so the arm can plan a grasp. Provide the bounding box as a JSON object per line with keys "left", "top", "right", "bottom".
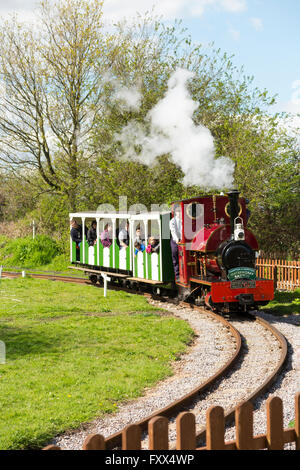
{"left": 50, "top": 304, "right": 300, "bottom": 450}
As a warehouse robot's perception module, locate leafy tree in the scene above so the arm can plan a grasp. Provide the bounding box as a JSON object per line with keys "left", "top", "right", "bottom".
{"left": 0, "top": 0, "right": 107, "bottom": 209}
{"left": 0, "top": 1, "right": 298, "bottom": 255}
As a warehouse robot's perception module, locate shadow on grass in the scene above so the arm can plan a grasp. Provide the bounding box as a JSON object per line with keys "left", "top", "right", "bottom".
{"left": 0, "top": 324, "right": 63, "bottom": 360}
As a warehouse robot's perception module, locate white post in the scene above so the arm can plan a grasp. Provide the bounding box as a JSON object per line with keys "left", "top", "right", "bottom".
{"left": 102, "top": 273, "right": 111, "bottom": 297}
{"left": 31, "top": 220, "right": 36, "bottom": 239}
{"left": 112, "top": 218, "right": 116, "bottom": 268}
{"left": 96, "top": 218, "right": 100, "bottom": 266}
{"left": 22, "top": 270, "right": 26, "bottom": 278}
{"left": 159, "top": 216, "right": 162, "bottom": 281}
{"left": 82, "top": 217, "right": 86, "bottom": 264}
{"left": 144, "top": 219, "right": 148, "bottom": 279}
{"left": 129, "top": 218, "right": 133, "bottom": 271}
{"left": 70, "top": 217, "right": 72, "bottom": 262}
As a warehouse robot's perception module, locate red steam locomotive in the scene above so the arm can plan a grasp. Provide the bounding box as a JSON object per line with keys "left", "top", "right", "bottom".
{"left": 172, "top": 190, "right": 274, "bottom": 312}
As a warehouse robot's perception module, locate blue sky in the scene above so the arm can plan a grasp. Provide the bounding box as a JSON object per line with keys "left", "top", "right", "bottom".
{"left": 180, "top": 0, "right": 300, "bottom": 114}
{"left": 0, "top": 0, "right": 299, "bottom": 115}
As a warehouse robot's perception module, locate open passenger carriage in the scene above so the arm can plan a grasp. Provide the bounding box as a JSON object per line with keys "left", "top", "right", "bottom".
{"left": 69, "top": 211, "right": 175, "bottom": 286}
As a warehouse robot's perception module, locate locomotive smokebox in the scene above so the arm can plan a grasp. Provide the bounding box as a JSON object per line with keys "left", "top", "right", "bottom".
{"left": 228, "top": 189, "right": 240, "bottom": 238}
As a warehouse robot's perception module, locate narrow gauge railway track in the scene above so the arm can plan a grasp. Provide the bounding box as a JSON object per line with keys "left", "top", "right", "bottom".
{"left": 101, "top": 305, "right": 242, "bottom": 450}
{"left": 1, "top": 270, "right": 288, "bottom": 449}
{"left": 0, "top": 270, "right": 90, "bottom": 283}
{"left": 101, "top": 303, "right": 287, "bottom": 450}
{"left": 194, "top": 310, "right": 288, "bottom": 448}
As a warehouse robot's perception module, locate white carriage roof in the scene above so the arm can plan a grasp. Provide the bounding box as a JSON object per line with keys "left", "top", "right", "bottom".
{"left": 69, "top": 211, "right": 171, "bottom": 220}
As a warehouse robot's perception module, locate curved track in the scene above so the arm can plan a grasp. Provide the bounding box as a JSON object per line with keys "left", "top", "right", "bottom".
{"left": 103, "top": 306, "right": 242, "bottom": 449}
{"left": 1, "top": 270, "right": 288, "bottom": 449}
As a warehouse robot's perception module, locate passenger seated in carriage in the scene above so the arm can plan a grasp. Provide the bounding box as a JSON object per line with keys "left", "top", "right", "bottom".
{"left": 146, "top": 236, "right": 160, "bottom": 254}
{"left": 134, "top": 240, "right": 145, "bottom": 257}
{"left": 87, "top": 220, "right": 97, "bottom": 246}
{"left": 118, "top": 221, "right": 129, "bottom": 249}
{"left": 70, "top": 219, "right": 82, "bottom": 261}
{"left": 101, "top": 223, "right": 112, "bottom": 248}
{"left": 134, "top": 225, "right": 144, "bottom": 244}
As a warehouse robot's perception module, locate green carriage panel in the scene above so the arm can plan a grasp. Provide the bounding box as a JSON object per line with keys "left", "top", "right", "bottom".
{"left": 72, "top": 241, "right": 77, "bottom": 262}
{"left": 98, "top": 242, "right": 103, "bottom": 266}
{"left": 85, "top": 239, "right": 89, "bottom": 264}
{"left": 94, "top": 242, "right": 98, "bottom": 265}
{"left": 114, "top": 240, "right": 119, "bottom": 269}
{"left": 110, "top": 243, "right": 114, "bottom": 268}
{"left": 147, "top": 252, "right": 152, "bottom": 280}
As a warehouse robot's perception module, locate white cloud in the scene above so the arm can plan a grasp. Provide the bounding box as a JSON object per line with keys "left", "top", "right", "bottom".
{"left": 250, "top": 17, "right": 263, "bottom": 31}
{"left": 103, "top": 0, "right": 248, "bottom": 21}
{"left": 0, "top": 0, "right": 39, "bottom": 24}
{"left": 273, "top": 81, "right": 300, "bottom": 146}
{"left": 291, "top": 80, "right": 300, "bottom": 105}
{"left": 0, "top": 0, "right": 249, "bottom": 23}
{"left": 0, "top": 0, "right": 37, "bottom": 10}
{"left": 228, "top": 27, "right": 240, "bottom": 40}
{"left": 220, "top": 0, "right": 247, "bottom": 12}
{"left": 277, "top": 80, "right": 300, "bottom": 114}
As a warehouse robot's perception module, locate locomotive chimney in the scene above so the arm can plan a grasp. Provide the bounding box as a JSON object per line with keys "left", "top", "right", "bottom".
{"left": 228, "top": 190, "right": 240, "bottom": 238}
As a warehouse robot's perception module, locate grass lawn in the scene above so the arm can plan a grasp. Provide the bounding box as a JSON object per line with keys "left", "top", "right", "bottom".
{"left": 0, "top": 278, "right": 193, "bottom": 450}
{"left": 263, "top": 288, "right": 300, "bottom": 316}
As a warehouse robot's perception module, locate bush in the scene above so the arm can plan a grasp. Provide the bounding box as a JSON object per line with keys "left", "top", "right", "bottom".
{"left": 0, "top": 235, "right": 62, "bottom": 268}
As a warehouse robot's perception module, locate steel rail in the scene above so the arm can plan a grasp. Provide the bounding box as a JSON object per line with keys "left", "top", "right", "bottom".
{"left": 1, "top": 271, "right": 89, "bottom": 283}
{"left": 103, "top": 306, "right": 242, "bottom": 449}
{"left": 193, "top": 311, "right": 288, "bottom": 447}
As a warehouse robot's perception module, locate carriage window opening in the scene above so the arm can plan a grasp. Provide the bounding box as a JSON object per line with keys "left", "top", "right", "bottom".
{"left": 118, "top": 219, "right": 130, "bottom": 249}
{"left": 146, "top": 220, "right": 160, "bottom": 254}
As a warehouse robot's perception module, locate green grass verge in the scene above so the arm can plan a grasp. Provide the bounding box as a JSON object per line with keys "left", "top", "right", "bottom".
{"left": 0, "top": 278, "right": 193, "bottom": 449}
{"left": 0, "top": 235, "right": 65, "bottom": 269}
{"left": 263, "top": 288, "right": 300, "bottom": 316}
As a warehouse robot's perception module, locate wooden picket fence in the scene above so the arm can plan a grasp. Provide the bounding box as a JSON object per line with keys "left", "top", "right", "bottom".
{"left": 44, "top": 393, "right": 300, "bottom": 450}
{"left": 256, "top": 258, "right": 300, "bottom": 291}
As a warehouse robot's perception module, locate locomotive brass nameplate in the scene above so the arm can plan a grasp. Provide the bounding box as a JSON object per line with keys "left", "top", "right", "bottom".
{"left": 228, "top": 267, "right": 256, "bottom": 281}
{"left": 230, "top": 279, "right": 256, "bottom": 289}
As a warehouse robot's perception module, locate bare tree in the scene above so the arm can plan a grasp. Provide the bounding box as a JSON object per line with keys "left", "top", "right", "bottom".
{"left": 0, "top": 0, "right": 107, "bottom": 208}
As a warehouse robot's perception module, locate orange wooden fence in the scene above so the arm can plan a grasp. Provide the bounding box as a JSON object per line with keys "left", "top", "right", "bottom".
{"left": 256, "top": 258, "right": 300, "bottom": 291}
{"left": 44, "top": 393, "right": 300, "bottom": 450}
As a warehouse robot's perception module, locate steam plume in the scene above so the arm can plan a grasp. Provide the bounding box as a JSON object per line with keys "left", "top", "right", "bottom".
{"left": 115, "top": 68, "right": 234, "bottom": 189}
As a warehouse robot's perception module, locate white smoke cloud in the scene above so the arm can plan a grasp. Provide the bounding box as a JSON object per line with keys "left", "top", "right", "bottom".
{"left": 115, "top": 68, "right": 235, "bottom": 189}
